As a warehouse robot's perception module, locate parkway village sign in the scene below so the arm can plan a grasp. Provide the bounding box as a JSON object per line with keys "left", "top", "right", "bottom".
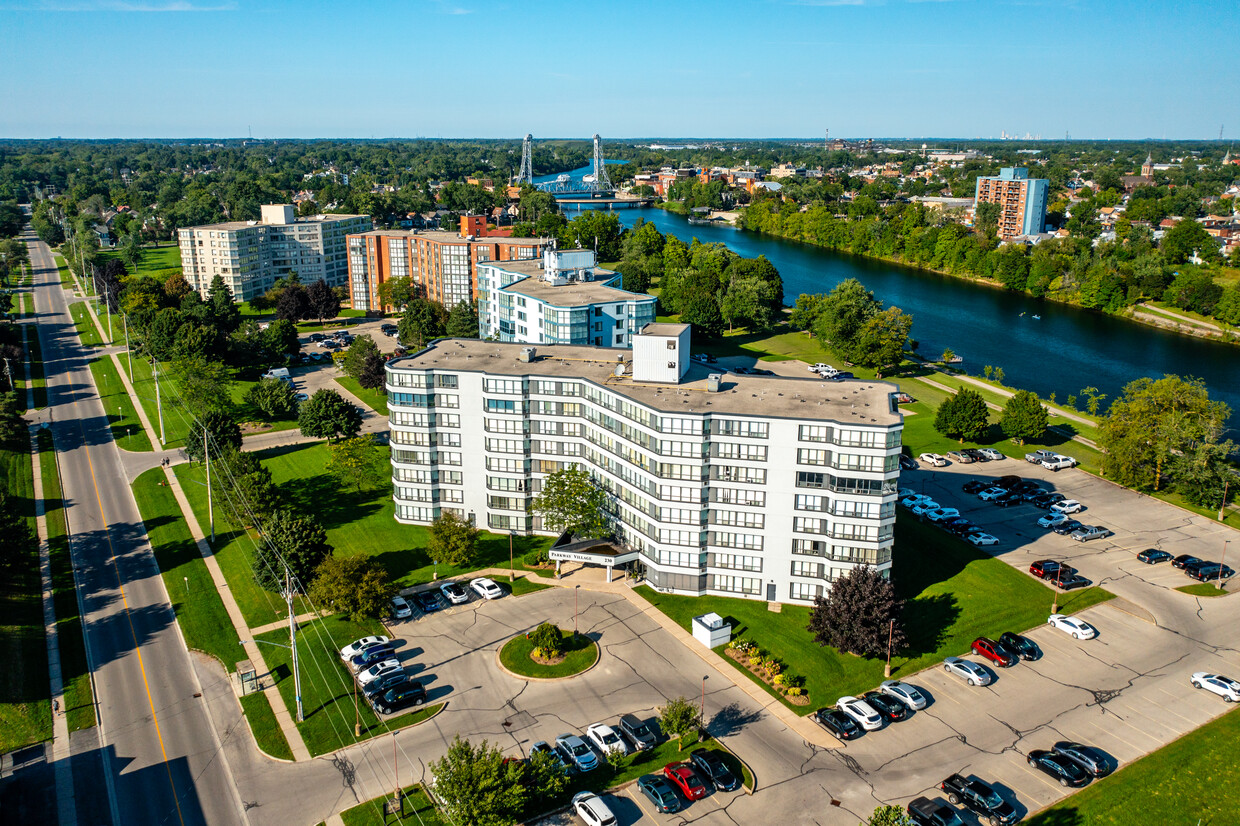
{"left": 548, "top": 534, "right": 640, "bottom": 582}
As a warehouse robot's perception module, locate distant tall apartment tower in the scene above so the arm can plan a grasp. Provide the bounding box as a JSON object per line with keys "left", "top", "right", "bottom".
{"left": 974, "top": 167, "right": 1049, "bottom": 238}
{"left": 178, "top": 205, "right": 371, "bottom": 300}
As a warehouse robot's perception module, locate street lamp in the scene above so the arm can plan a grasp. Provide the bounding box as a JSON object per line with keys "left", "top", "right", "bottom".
{"left": 700, "top": 675, "right": 708, "bottom": 727}
{"left": 574, "top": 585, "right": 581, "bottom": 637}
{"left": 1219, "top": 540, "right": 1230, "bottom": 591}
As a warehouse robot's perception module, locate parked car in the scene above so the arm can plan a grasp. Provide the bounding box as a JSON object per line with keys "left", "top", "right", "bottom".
{"left": 899, "top": 454, "right": 919, "bottom": 470}
{"left": 350, "top": 644, "right": 396, "bottom": 672}
{"left": 978, "top": 448, "right": 1005, "bottom": 461}
{"left": 1172, "top": 554, "right": 1204, "bottom": 570}
{"left": 962, "top": 480, "right": 990, "bottom": 494}
{"left": 861, "top": 690, "right": 909, "bottom": 723}
{"left": 689, "top": 748, "right": 740, "bottom": 792}
{"left": 938, "top": 774, "right": 1017, "bottom": 825}
{"left": 971, "top": 637, "right": 1017, "bottom": 668}
{"left": 946, "top": 451, "right": 974, "bottom": 464}
{"left": 943, "top": 518, "right": 975, "bottom": 535}
{"left": 1052, "top": 741, "right": 1112, "bottom": 777}
{"left": 1137, "top": 549, "right": 1173, "bottom": 565}
{"left": 966, "top": 533, "right": 999, "bottom": 546}
{"left": 813, "top": 707, "right": 862, "bottom": 741}
{"left": 1052, "top": 519, "right": 1084, "bottom": 536}
{"left": 470, "top": 577, "right": 504, "bottom": 600}
{"left": 1058, "top": 574, "right": 1094, "bottom": 590}
{"left": 1038, "top": 512, "right": 1069, "bottom": 529}
{"left": 1018, "top": 486, "right": 1049, "bottom": 502}
{"left": 1029, "top": 560, "right": 1077, "bottom": 581}
{"left": 992, "top": 493, "right": 1023, "bottom": 508}
{"left": 1030, "top": 492, "right": 1067, "bottom": 508}
{"left": 571, "top": 792, "right": 617, "bottom": 826}
{"left": 340, "top": 635, "right": 390, "bottom": 660}
{"left": 662, "top": 761, "right": 708, "bottom": 800}
{"left": 919, "top": 453, "right": 948, "bottom": 467}
{"left": 907, "top": 796, "right": 966, "bottom": 826}
{"left": 961, "top": 448, "right": 988, "bottom": 462}
{"left": 978, "top": 487, "right": 1008, "bottom": 501}
{"left": 924, "top": 507, "right": 961, "bottom": 523}
{"left": 1027, "top": 749, "right": 1090, "bottom": 787}
{"left": 1047, "top": 614, "right": 1096, "bottom": 640}
{"left": 308, "top": 333, "right": 325, "bottom": 342}
{"left": 1187, "top": 563, "right": 1234, "bottom": 582}
{"left": 911, "top": 499, "right": 943, "bottom": 516}
{"left": 530, "top": 740, "right": 570, "bottom": 773}
{"left": 585, "top": 723, "right": 629, "bottom": 756}
{"left": 880, "top": 680, "right": 928, "bottom": 710}
{"left": 998, "top": 632, "right": 1040, "bottom": 661}
{"left": 362, "top": 671, "right": 411, "bottom": 701}
{"left": 1052, "top": 499, "right": 1084, "bottom": 515}
{"left": 942, "top": 657, "right": 992, "bottom": 686}
{"left": 618, "top": 713, "right": 658, "bottom": 750}
{"left": 357, "top": 659, "right": 403, "bottom": 686}
{"left": 809, "top": 363, "right": 834, "bottom": 373}
{"left": 635, "top": 775, "right": 681, "bottom": 813}
{"left": 439, "top": 580, "right": 469, "bottom": 604}
{"left": 414, "top": 590, "right": 444, "bottom": 613}
{"left": 1190, "top": 672, "right": 1240, "bottom": 702}
{"left": 837, "top": 696, "right": 883, "bottom": 730}
{"left": 369, "top": 680, "right": 426, "bottom": 715}
{"left": 555, "top": 733, "right": 599, "bottom": 772}
{"left": 1070, "top": 525, "right": 1113, "bottom": 542}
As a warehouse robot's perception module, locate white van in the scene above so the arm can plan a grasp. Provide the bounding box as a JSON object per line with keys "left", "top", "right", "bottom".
{"left": 262, "top": 367, "right": 291, "bottom": 382}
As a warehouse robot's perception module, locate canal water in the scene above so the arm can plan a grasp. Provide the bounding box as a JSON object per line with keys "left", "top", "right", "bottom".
{"left": 560, "top": 201, "right": 1239, "bottom": 427}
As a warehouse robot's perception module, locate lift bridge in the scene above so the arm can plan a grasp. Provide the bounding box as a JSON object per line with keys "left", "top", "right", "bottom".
{"left": 516, "top": 133, "right": 616, "bottom": 197}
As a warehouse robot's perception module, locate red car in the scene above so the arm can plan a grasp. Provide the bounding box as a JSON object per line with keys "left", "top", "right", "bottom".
{"left": 663, "top": 762, "right": 708, "bottom": 800}
{"left": 972, "top": 637, "right": 1017, "bottom": 667}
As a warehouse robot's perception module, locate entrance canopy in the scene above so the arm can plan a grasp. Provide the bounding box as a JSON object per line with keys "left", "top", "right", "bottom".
{"left": 549, "top": 534, "right": 640, "bottom": 581}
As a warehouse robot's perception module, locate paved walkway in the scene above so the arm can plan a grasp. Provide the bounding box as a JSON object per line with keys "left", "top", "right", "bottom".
{"left": 916, "top": 375, "right": 1100, "bottom": 449}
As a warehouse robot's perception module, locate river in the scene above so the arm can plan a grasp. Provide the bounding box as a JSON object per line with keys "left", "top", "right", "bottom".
{"left": 559, "top": 200, "right": 1239, "bottom": 428}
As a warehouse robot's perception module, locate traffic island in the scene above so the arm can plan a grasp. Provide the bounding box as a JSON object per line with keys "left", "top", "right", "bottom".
{"left": 497, "top": 625, "right": 599, "bottom": 680}
{"left": 1176, "top": 583, "right": 1232, "bottom": 598}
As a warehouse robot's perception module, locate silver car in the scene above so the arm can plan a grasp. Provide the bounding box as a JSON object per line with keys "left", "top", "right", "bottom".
{"left": 943, "top": 657, "right": 992, "bottom": 686}
{"left": 880, "top": 679, "right": 928, "bottom": 710}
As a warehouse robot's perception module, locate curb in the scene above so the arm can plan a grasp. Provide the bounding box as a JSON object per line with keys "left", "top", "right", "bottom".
{"left": 494, "top": 637, "right": 601, "bottom": 682}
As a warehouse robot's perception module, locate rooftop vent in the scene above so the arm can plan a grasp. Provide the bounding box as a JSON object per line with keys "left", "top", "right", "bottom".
{"left": 518, "top": 347, "right": 537, "bottom": 363}
{"left": 707, "top": 373, "right": 723, "bottom": 392}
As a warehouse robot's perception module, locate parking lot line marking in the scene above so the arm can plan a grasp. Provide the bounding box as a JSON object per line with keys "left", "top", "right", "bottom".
{"left": 625, "top": 787, "right": 659, "bottom": 822}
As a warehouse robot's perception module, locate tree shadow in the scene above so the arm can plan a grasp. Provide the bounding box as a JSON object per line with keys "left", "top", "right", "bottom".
{"left": 279, "top": 475, "right": 383, "bottom": 531}
{"left": 899, "top": 593, "right": 960, "bottom": 656}
{"left": 707, "top": 701, "right": 763, "bottom": 737}
{"left": 1024, "top": 810, "right": 1085, "bottom": 826}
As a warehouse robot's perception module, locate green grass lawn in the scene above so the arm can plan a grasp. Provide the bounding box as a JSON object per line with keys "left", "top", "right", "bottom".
{"left": 335, "top": 376, "right": 389, "bottom": 416}
{"left": 21, "top": 293, "right": 33, "bottom": 316}
{"left": 87, "top": 357, "right": 154, "bottom": 452}
{"left": 257, "top": 614, "right": 444, "bottom": 757}
{"left": 0, "top": 433, "right": 52, "bottom": 753}
{"left": 127, "top": 356, "right": 189, "bottom": 448}
{"left": 1027, "top": 706, "right": 1240, "bottom": 825}
{"left": 340, "top": 785, "right": 445, "bottom": 826}
{"left": 53, "top": 255, "right": 74, "bottom": 290}
{"left": 495, "top": 574, "right": 553, "bottom": 597}
{"left": 97, "top": 244, "right": 181, "bottom": 281}
{"left": 1176, "top": 583, "right": 1230, "bottom": 597}
{"left": 238, "top": 691, "right": 294, "bottom": 761}
{"left": 499, "top": 632, "right": 598, "bottom": 679}
{"left": 25, "top": 324, "right": 46, "bottom": 410}
{"left": 130, "top": 467, "right": 241, "bottom": 671}
{"left": 37, "top": 431, "right": 96, "bottom": 733}
{"left": 636, "top": 514, "right": 1113, "bottom": 715}
{"left": 228, "top": 377, "right": 301, "bottom": 435}
{"left": 67, "top": 301, "right": 105, "bottom": 348}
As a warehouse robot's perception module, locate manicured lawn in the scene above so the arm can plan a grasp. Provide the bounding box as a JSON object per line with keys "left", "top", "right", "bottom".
{"left": 130, "top": 468, "right": 241, "bottom": 671}
{"left": 335, "top": 376, "right": 389, "bottom": 416}
{"left": 499, "top": 631, "right": 598, "bottom": 679}
{"left": 1027, "top": 706, "right": 1240, "bottom": 826}
{"left": 495, "top": 574, "right": 553, "bottom": 597}
{"left": 68, "top": 301, "right": 105, "bottom": 347}
{"left": 21, "top": 293, "right": 33, "bottom": 316}
{"left": 229, "top": 377, "right": 301, "bottom": 434}
{"left": 238, "top": 691, "right": 294, "bottom": 761}
{"left": 0, "top": 433, "right": 52, "bottom": 753}
{"left": 340, "top": 785, "right": 445, "bottom": 826}
{"left": 1176, "top": 583, "right": 1230, "bottom": 597}
{"left": 53, "top": 255, "right": 74, "bottom": 289}
{"left": 128, "top": 355, "right": 189, "bottom": 448}
{"left": 26, "top": 324, "right": 46, "bottom": 409}
{"left": 87, "top": 356, "right": 154, "bottom": 452}
{"left": 97, "top": 244, "right": 181, "bottom": 280}
{"left": 636, "top": 514, "right": 1113, "bottom": 715}
{"left": 257, "top": 614, "right": 445, "bottom": 757}
{"left": 37, "top": 431, "right": 96, "bottom": 733}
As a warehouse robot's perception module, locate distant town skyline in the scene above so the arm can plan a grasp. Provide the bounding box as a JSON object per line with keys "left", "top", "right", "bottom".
{"left": 1, "top": 0, "right": 1236, "bottom": 141}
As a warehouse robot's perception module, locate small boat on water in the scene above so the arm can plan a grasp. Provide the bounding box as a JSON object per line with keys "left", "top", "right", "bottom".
{"left": 1032, "top": 315, "right": 1041, "bottom": 320}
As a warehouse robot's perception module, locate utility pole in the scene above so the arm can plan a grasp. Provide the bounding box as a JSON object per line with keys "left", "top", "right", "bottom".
{"left": 123, "top": 314, "right": 133, "bottom": 381}
{"left": 205, "top": 424, "right": 214, "bottom": 543}
{"left": 1220, "top": 540, "right": 1230, "bottom": 591}
{"left": 509, "top": 532, "right": 515, "bottom": 583}
{"left": 700, "top": 675, "right": 708, "bottom": 727}
{"left": 884, "top": 619, "right": 894, "bottom": 679}
{"left": 574, "top": 585, "right": 580, "bottom": 636}
{"left": 286, "top": 568, "right": 304, "bottom": 722}
{"left": 153, "top": 357, "right": 165, "bottom": 445}
{"left": 1220, "top": 480, "right": 1230, "bottom": 522}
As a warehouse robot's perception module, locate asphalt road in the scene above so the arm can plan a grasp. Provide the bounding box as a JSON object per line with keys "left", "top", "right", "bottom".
{"left": 27, "top": 234, "right": 246, "bottom": 826}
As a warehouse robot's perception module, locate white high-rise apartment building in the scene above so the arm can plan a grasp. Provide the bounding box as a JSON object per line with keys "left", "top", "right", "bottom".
{"left": 476, "top": 249, "right": 657, "bottom": 347}
{"left": 385, "top": 324, "right": 903, "bottom": 605}
{"left": 178, "top": 204, "right": 371, "bottom": 300}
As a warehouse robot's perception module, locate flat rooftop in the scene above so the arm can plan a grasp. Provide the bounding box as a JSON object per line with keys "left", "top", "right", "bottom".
{"left": 390, "top": 339, "right": 901, "bottom": 425}
{"left": 640, "top": 322, "right": 690, "bottom": 336}
{"left": 184, "top": 214, "right": 368, "bottom": 232}
{"left": 348, "top": 229, "right": 557, "bottom": 245}
{"left": 494, "top": 265, "right": 642, "bottom": 308}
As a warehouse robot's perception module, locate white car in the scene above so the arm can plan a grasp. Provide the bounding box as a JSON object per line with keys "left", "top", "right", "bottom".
{"left": 924, "top": 507, "right": 961, "bottom": 523}
{"left": 966, "top": 532, "right": 999, "bottom": 546}
{"left": 943, "top": 657, "right": 992, "bottom": 686}
{"left": 293, "top": 392, "right": 309, "bottom": 402}
{"left": 879, "top": 680, "right": 927, "bottom": 710}
{"left": 470, "top": 577, "right": 504, "bottom": 600}
{"left": 571, "top": 792, "right": 616, "bottom": 826}
{"left": 1047, "top": 614, "right": 1096, "bottom": 640}
{"left": 357, "top": 658, "right": 402, "bottom": 686}
{"left": 1038, "top": 512, "right": 1069, "bottom": 529}
{"left": 390, "top": 596, "right": 412, "bottom": 619}
{"left": 919, "top": 453, "right": 948, "bottom": 467}
{"left": 339, "top": 635, "right": 390, "bottom": 661}
{"left": 978, "top": 487, "right": 1008, "bottom": 501}
{"left": 1051, "top": 499, "right": 1084, "bottom": 515}
{"left": 1191, "top": 672, "right": 1240, "bottom": 702}
{"left": 836, "top": 696, "right": 883, "bottom": 730}
{"left": 439, "top": 580, "right": 469, "bottom": 604}
{"left": 585, "top": 723, "right": 629, "bottom": 755}
{"left": 910, "top": 500, "right": 942, "bottom": 516}
{"left": 809, "top": 363, "right": 835, "bottom": 373}
{"left": 902, "top": 493, "right": 933, "bottom": 509}
{"left": 978, "top": 448, "right": 1004, "bottom": 461}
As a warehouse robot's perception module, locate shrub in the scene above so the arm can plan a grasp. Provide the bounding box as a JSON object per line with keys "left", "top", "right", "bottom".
{"left": 529, "top": 622, "right": 564, "bottom": 657}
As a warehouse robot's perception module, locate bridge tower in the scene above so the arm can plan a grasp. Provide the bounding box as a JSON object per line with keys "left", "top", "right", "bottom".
{"left": 516, "top": 134, "right": 534, "bottom": 185}
{"left": 592, "top": 134, "right": 612, "bottom": 191}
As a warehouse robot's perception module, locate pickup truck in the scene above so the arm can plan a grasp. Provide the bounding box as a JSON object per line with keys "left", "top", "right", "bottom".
{"left": 938, "top": 774, "right": 1018, "bottom": 825}
{"left": 1025, "top": 449, "right": 1078, "bottom": 470}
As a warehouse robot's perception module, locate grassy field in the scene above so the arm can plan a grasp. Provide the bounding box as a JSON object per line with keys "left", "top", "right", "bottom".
{"left": 1176, "top": 583, "right": 1230, "bottom": 597}
{"left": 257, "top": 614, "right": 444, "bottom": 757}
{"left": 494, "top": 574, "right": 553, "bottom": 597}
{"left": 238, "top": 691, "right": 294, "bottom": 761}
{"left": 87, "top": 357, "right": 154, "bottom": 452}
{"left": 1027, "top": 706, "right": 1240, "bottom": 825}
{"left": 25, "top": 324, "right": 46, "bottom": 409}
{"left": 335, "top": 376, "right": 389, "bottom": 416}
{"left": 67, "top": 301, "right": 105, "bottom": 348}
{"left": 21, "top": 293, "right": 33, "bottom": 316}
{"left": 53, "top": 255, "right": 74, "bottom": 290}
{"left": 636, "top": 515, "right": 1113, "bottom": 715}
{"left": 97, "top": 244, "right": 181, "bottom": 281}
{"left": 0, "top": 432, "right": 52, "bottom": 753}
{"left": 37, "top": 431, "right": 96, "bottom": 733}
{"left": 339, "top": 785, "right": 444, "bottom": 826}
{"left": 130, "top": 467, "right": 241, "bottom": 671}
{"left": 499, "top": 632, "right": 598, "bottom": 679}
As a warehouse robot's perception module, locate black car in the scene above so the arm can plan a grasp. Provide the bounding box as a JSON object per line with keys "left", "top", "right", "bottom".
{"left": 369, "top": 680, "right": 426, "bottom": 715}
{"left": 943, "top": 518, "right": 974, "bottom": 535}
{"left": 1137, "top": 549, "right": 1173, "bottom": 565}
{"left": 1030, "top": 492, "right": 1066, "bottom": 508}
{"left": 1052, "top": 741, "right": 1112, "bottom": 777}
{"left": 899, "top": 455, "right": 919, "bottom": 470}
{"left": 813, "top": 708, "right": 861, "bottom": 741}
{"left": 1187, "top": 563, "right": 1234, "bottom": 582}
{"left": 1011, "top": 479, "right": 1042, "bottom": 495}
{"left": 1172, "top": 554, "right": 1204, "bottom": 570}
{"left": 309, "top": 333, "right": 325, "bottom": 342}
{"left": 1058, "top": 574, "right": 1093, "bottom": 591}
{"left": 962, "top": 480, "right": 990, "bottom": 494}
{"left": 961, "top": 448, "right": 987, "bottom": 462}
{"left": 750, "top": 368, "right": 775, "bottom": 376}
{"left": 827, "top": 371, "right": 855, "bottom": 381}
{"left": 1052, "top": 519, "right": 1084, "bottom": 536}
{"left": 731, "top": 366, "right": 753, "bottom": 375}
{"left": 999, "top": 632, "right": 1041, "bottom": 661}
{"left": 1027, "top": 749, "right": 1090, "bottom": 787}
{"left": 1019, "top": 487, "right": 1050, "bottom": 502}
{"left": 350, "top": 644, "right": 396, "bottom": 672}
{"left": 862, "top": 690, "right": 909, "bottom": 723}
{"left": 414, "top": 590, "right": 444, "bottom": 612}
{"left": 636, "top": 775, "right": 680, "bottom": 813}
{"left": 993, "top": 494, "right": 1023, "bottom": 507}
{"left": 362, "top": 671, "right": 410, "bottom": 700}
{"left": 939, "top": 775, "right": 1017, "bottom": 825}
{"left": 907, "top": 797, "right": 965, "bottom": 826}
{"left": 689, "top": 748, "right": 740, "bottom": 792}
{"left": 618, "top": 713, "right": 658, "bottom": 751}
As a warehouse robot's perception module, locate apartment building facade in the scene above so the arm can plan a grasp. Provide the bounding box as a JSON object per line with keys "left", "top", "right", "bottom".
{"left": 178, "top": 204, "right": 370, "bottom": 300}
{"left": 385, "top": 325, "right": 903, "bottom": 605}
{"left": 974, "top": 167, "right": 1049, "bottom": 238}
{"left": 476, "top": 249, "right": 656, "bottom": 347}
{"left": 345, "top": 224, "right": 556, "bottom": 313}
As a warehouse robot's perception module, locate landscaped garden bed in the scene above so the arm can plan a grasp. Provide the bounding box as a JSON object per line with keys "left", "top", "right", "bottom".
{"left": 498, "top": 622, "right": 598, "bottom": 679}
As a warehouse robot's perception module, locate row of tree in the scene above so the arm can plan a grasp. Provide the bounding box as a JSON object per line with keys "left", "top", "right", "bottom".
{"left": 788, "top": 279, "right": 912, "bottom": 375}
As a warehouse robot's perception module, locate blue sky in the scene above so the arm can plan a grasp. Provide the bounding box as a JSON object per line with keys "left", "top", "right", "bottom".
{"left": 0, "top": 0, "right": 1235, "bottom": 140}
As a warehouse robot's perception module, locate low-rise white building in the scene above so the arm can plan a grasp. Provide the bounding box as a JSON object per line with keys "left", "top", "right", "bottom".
{"left": 476, "top": 249, "right": 656, "bottom": 348}
{"left": 385, "top": 324, "right": 903, "bottom": 605}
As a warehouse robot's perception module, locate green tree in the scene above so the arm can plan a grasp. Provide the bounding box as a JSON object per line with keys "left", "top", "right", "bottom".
{"left": 0, "top": 489, "right": 35, "bottom": 570}
{"left": 244, "top": 377, "right": 296, "bottom": 420}
{"left": 658, "top": 696, "right": 701, "bottom": 750}
{"left": 813, "top": 278, "right": 880, "bottom": 362}
{"left": 253, "top": 508, "right": 332, "bottom": 591}
{"left": 807, "top": 566, "right": 906, "bottom": 658}
{"left": 1000, "top": 390, "right": 1049, "bottom": 445}
{"left": 864, "top": 804, "right": 913, "bottom": 826}
{"left": 529, "top": 622, "right": 564, "bottom": 657}
{"left": 210, "top": 448, "right": 280, "bottom": 527}
{"left": 171, "top": 355, "right": 233, "bottom": 414}
{"left": 1079, "top": 386, "right": 1107, "bottom": 416}
{"left": 260, "top": 318, "right": 300, "bottom": 358}
{"left": 307, "top": 555, "right": 394, "bottom": 622}
{"left": 1171, "top": 440, "right": 1237, "bottom": 510}
{"left": 206, "top": 275, "right": 241, "bottom": 334}
{"left": 0, "top": 391, "right": 23, "bottom": 441}
{"left": 377, "top": 275, "right": 417, "bottom": 311}
{"left": 341, "top": 334, "right": 380, "bottom": 382}
{"left": 398, "top": 297, "right": 448, "bottom": 348}
{"left": 427, "top": 510, "right": 480, "bottom": 567}
{"left": 1161, "top": 219, "right": 1218, "bottom": 265}
{"left": 974, "top": 201, "right": 1001, "bottom": 238}
{"left": 324, "top": 435, "right": 385, "bottom": 492}
{"left": 680, "top": 291, "right": 724, "bottom": 340}
{"left": 297, "top": 388, "right": 362, "bottom": 442}
{"left": 305, "top": 278, "right": 340, "bottom": 324}
{"left": 526, "top": 747, "right": 569, "bottom": 805}
{"left": 852, "top": 306, "right": 913, "bottom": 374}
{"left": 430, "top": 737, "right": 528, "bottom": 826}
{"left": 183, "top": 410, "right": 242, "bottom": 463}
{"left": 789, "top": 293, "right": 825, "bottom": 332}
{"left": 445, "top": 300, "right": 479, "bottom": 338}
{"left": 532, "top": 466, "right": 609, "bottom": 538}
{"left": 933, "top": 389, "right": 990, "bottom": 443}
{"left": 940, "top": 347, "right": 955, "bottom": 364}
